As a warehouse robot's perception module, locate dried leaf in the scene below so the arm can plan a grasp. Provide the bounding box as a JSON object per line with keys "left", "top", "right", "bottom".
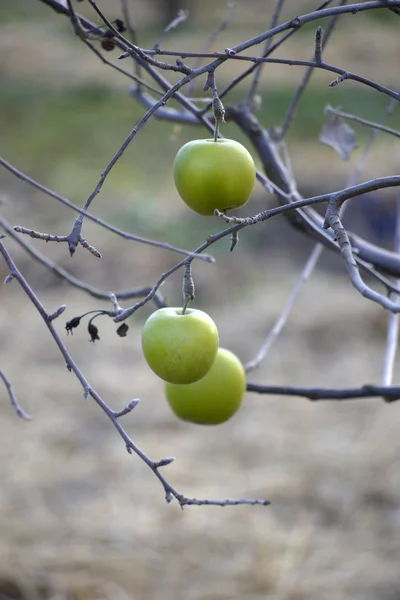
{"left": 319, "top": 114, "right": 358, "bottom": 160}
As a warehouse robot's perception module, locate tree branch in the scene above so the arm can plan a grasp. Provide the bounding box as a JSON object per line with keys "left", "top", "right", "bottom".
{"left": 0, "top": 239, "right": 270, "bottom": 508}
{"left": 247, "top": 382, "right": 400, "bottom": 402}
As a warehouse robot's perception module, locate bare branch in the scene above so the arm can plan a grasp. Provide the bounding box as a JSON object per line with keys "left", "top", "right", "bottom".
{"left": 216, "top": 176, "right": 400, "bottom": 227}
{"left": 247, "top": 382, "right": 400, "bottom": 402}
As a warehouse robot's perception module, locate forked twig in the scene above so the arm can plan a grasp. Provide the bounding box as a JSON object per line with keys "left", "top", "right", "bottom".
{"left": 323, "top": 197, "right": 400, "bottom": 313}
{"left": 0, "top": 158, "right": 214, "bottom": 263}
{"left": 0, "top": 217, "right": 166, "bottom": 305}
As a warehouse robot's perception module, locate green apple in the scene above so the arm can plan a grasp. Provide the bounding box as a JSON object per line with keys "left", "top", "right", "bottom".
{"left": 141, "top": 307, "right": 219, "bottom": 384}
{"left": 173, "top": 138, "right": 256, "bottom": 216}
{"left": 164, "top": 348, "right": 246, "bottom": 425}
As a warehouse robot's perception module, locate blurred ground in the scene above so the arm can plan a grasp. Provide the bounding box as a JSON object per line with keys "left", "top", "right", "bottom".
{"left": 1, "top": 1, "right": 400, "bottom": 599}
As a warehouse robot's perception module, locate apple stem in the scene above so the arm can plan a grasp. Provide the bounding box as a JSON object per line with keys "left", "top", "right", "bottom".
{"left": 182, "top": 299, "right": 190, "bottom": 315}
{"left": 213, "top": 120, "right": 219, "bottom": 142}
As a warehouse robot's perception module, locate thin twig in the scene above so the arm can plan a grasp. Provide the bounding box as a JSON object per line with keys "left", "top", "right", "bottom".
{"left": 0, "top": 370, "right": 32, "bottom": 420}
{"left": 186, "top": 1, "right": 235, "bottom": 97}
{"left": 82, "top": 38, "right": 164, "bottom": 95}
{"left": 382, "top": 193, "right": 400, "bottom": 385}
{"left": 325, "top": 105, "right": 400, "bottom": 140}
{"left": 246, "top": 0, "right": 287, "bottom": 104}
{"left": 244, "top": 243, "right": 323, "bottom": 373}
{"left": 153, "top": 9, "right": 189, "bottom": 51}
{"left": 279, "top": 0, "right": 348, "bottom": 139}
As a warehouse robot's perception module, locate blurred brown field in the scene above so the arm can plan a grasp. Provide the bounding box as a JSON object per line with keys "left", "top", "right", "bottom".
{"left": 1, "top": 1, "right": 400, "bottom": 599}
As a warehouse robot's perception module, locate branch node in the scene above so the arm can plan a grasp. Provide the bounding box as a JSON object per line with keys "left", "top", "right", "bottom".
{"left": 291, "top": 16, "right": 303, "bottom": 29}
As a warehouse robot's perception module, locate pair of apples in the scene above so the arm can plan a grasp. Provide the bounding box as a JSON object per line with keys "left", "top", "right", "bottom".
{"left": 141, "top": 308, "right": 246, "bottom": 425}
{"left": 141, "top": 137, "right": 254, "bottom": 424}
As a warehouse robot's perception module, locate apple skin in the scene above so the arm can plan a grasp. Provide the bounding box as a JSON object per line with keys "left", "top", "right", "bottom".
{"left": 164, "top": 348, "right": 246, "bottom": 425}
{"left": 141, "top": 307, "right": 219, "bottom": 384}
{"left": 173, "top": 138, "right": 256, "bottom": 216}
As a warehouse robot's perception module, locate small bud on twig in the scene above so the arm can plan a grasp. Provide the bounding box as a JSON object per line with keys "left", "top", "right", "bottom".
{"left": 49, "top": 304, "right": 67, "bottom": 322}
{"left": 329, "top": 72, "right": 348, "bottom": 88}
{"left": 114, "top": 398, "right": 140, "bottom": 418}
{"left": 315, "top": 26, "right": 323, "bottom": 63}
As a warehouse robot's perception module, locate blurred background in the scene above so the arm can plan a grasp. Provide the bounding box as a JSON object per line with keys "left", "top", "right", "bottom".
{"left": 1, "top": 1, "right": 400, "bottom": 599}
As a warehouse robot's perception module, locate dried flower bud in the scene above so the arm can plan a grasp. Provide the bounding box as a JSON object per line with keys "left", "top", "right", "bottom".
{"left": 116, "top": 323, "right": 129, "bottom": 337}
{"left": 88, "top": 322, "right": 100, "bottom": 343}
{"left": 66, "top": 316, "right": 81, "bottom": 335}
{"left": 114, "top": 18, "right": 126, "bottom": 33}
